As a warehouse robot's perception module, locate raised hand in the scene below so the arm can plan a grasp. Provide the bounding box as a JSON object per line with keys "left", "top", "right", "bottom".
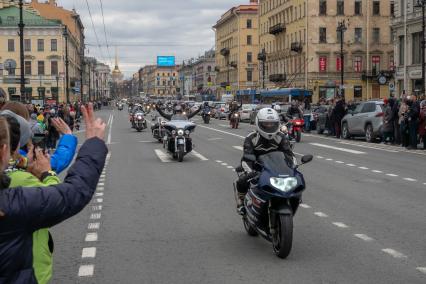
{"left": 52, "top": 118, "right": 72, "bottom": 135}
{"left": 81, "top": 103, "right": 106, "bottom": 140}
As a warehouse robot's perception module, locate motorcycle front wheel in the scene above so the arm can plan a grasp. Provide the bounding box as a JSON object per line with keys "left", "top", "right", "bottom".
{"left": 243, "top": 217, "right": 258, "bottom": 237}
{"left": 177, "top": 144, "right": 184, "bottom": 162}
{"left": 272, "top": 214, "right": 293, "bottom": 259}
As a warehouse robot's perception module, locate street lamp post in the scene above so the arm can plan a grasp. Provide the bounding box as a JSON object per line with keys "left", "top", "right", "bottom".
{"left": 415, "top": 0, "right": 426, "bottom": 96}
{"left": 18, "top": 0, "right": 26, "bottom": 103}
{"left": 337, "top": 20, "right": 347, "bottom": 98}
{"left": 258, "top": 49, "right": 267, "bottom": 90}
{"left": 55, "top": 75, "right": 59, "bottom": 105}
{"left": 63, "top": 26, "right": 70, "bottom": 104}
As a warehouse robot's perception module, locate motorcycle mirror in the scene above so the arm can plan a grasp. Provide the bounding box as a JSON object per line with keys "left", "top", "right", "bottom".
{"left": 301, "top": 155, "right": 313, "bottom": 164}
{"left": 243, "top": 154, "right": 256, "bottom": 162}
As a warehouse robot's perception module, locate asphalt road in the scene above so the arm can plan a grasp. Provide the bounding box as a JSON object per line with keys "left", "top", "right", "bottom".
{"left": 50, "top": 108, "right": 426, "bottom": 284}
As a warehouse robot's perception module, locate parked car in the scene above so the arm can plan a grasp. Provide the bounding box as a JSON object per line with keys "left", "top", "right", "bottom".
{"left": 250, "top": 104, "right": 271, "bottom": 124}
{"left": 341, "top": 100, "right": 384, "bottom": 143}
{"left": 239, "top": 104, "right": 256, "bottom": 122}
{"left": 215, "top": 104, "right": 229, "bottom": 120}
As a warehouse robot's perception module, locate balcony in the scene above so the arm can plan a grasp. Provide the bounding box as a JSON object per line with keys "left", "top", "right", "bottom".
{"left": 291, "top": 42, "right": 303, "bottom": 53}
{"left": 220, "top": 48, "right": 230, "bottom": 57}
{"left": 229, "top": 61, "right": 238, "bottom": 68}
{"left": 269, "top": 23, "right": 286, "bottom": 36}
{"left": 269, "top": 74, "right": 286, "bottom": 83}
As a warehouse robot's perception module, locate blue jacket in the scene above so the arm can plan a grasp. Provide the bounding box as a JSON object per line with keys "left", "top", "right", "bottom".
{"left": 19, "top": 134, "right": 78, "bottom": 175}
{"left": 0, "top": 138, "right": 107, "bottom": 284}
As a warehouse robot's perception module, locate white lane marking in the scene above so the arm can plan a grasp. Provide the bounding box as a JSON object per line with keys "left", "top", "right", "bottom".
{"left": 335, "top": 161, "right": 345, "bottom": 164}
{"left": 403, "top": 178, "right": 417, "bottom": 182}
{"left": 314, "top": 212, "right": 328, "bottom": 218}
{"left": 424, "top": 183, "right": 426, "bottom": 185}
{"left": 98, "top": 178, "right": 105, "bottom": 182}
{"left": 386, "top": 174, "right": 399, "bottom": 177}
{"left": 316, "top": 155, "right": 324, "bottom": 159}
{"left": 310, "top": 143, "right": 366, "bottom": 154}
{"left": 333, "top": 222, "right": 349, "bottom": 228}
{"left": 97, "top": 187, "right": 104, "bottom": 191}
{"left": 359, "top": 167, "right": 369, "bottom": 170}
{"left": 346, "top": 164, "right": 356, "bottom": 167}
{"left": 88, "top": 223, "right": 100, "bottom": 230}
{"left": 300, "top": 204, "right": 311, "bottom": 209}
{"left": 216, "top": 160, "right": 222, "bottom": 163}
{"left": 381, "top": 249, "right": 407, "bottom": 259}
{"left": 326, "top": 158, "right": 333, "bottom": 161}
{"left": 221, "top": 163, "right": 228, "bottom": 166}
{"left": 107, "top": 114, "right": 114, "bottom": 145}
{"left": 227, "top": 166, "right": 234, "bottom": 169}
{"left": 85, "top": 232, "right": 98, "bottom": 242}
{"left": 207, "top": 137, "right": 223, "bottom": 141}
{"left": 191, "top": 150, "right": 209, "bottom": 161}
{"left": 100, "top": 175, "right": 106, "bottom": 178}
{"left": 154, "top": 149, "right": 172, "bottom": 163}
{"left": 372, "top": 170, "right": 383, "bottom": 173}
{"left": 78, "top": 265, "right": 94, "bottom": 277}
{"left": 339, "top": 141, "right": 399, "bottom": 153}
{"left": 92, "top": 205, "right": 102, "bottom": 211}
{"left": 233, "top": 146, "right": 244, "bottom": 151}
{"left": 354, "top": 234, "right": 374, "bottom": 242}
{"left": 98, "top": 183, "right": 105, "bottom": 186}
{"left": 82, "top": 247, "right": 97, "bottom": 258}
{"left": 90, "top": 213, "right": 101, "bottom": 220}
{"left": 197, "top": 125, "right": 246, "bottom": 139}
{"left": 416, "top": 267, "right": 426, "bottom": 274}
{"left": 95, "top": 192, "right": 104, "bottom": 197}
{"left": 96, "top": 198, "right": 103, "bottom": 203}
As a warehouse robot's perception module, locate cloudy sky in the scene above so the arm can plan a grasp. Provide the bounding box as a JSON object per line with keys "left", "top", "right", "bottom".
{"left": 58, "top": 0, "right": 246, "bottom": 77}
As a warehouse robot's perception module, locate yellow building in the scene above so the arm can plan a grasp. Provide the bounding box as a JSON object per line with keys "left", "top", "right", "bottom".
{"left": 213, "top": 0, "right": 259, "bottom": 96}
{"left": 259, "top": 0, "right": 394, "bottom": 102}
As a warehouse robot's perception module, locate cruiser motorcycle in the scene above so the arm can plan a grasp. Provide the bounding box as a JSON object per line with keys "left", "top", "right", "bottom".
{"left": 133, "top": 111, "right": 147, "bottom": 132}
{"left": 163, "top": 120, "right": 196, "bottom": 162}
{"left": 230, "top": 111, "right": 240, "bottom": 129}
{"left": 152, "top": 117, "right": 167, "bottom": 142}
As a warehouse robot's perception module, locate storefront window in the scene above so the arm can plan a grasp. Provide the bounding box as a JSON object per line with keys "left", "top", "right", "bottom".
{"left": 354, "top": 86, "right": 363, "bottom": 101}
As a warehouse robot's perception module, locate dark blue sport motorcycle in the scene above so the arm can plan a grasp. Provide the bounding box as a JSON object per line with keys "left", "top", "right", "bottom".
{"left": 234, "top": 151, "right": 313, "bottom": 258}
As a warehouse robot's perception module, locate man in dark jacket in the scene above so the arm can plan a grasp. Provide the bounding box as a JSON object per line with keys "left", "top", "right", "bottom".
{"left": 407, "top": 95, "right": 420, "bottom": 149}
{"left": 0, "top": 104, "right": 107, "bottom": 283}
{"left": 333, "top": 97, "right": 346, "bottom": 138}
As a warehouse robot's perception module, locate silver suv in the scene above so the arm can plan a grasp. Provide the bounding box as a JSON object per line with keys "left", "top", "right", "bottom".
{"left": 341, "top": 100, "right": 384, "bottom": 143}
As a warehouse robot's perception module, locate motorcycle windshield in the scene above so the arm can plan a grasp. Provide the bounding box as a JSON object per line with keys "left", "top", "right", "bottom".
{"left": 258, "top": 152, "right": 293, "bottom": 176}
{"left": 170, "top": 115, "right": 188, "bottom": 121}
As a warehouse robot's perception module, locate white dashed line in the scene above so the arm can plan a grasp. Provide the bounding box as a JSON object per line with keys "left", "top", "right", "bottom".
{"left": 78, "top": 265, "right": 94, "bottom": 277}
{"left": 221, "top": 163, "right": 228, "bottom": 166}
{"left": 358, "top": 167, "right": 369, "bottom": 170}
{"left": 335, "top": 161, "right": 345, "bottom": 164}
{"left": 92, "top": 205, "right": 102, "bottom": 211}
{"left": 424, "top": 183, "right": 426, "bottom": 186}
{"left": 98, "top": 183, "right": 105, "bottom": 186}
{"left": 354, "top": 234, "right": 374, "bottom": 242}
{"left": 97, "top": 187, "right": 104, "bottom": 191}
{"left": 314, "top": 212, "right": 328, "bottom": 218}
{"left": 216, "top": 160, "right": 222, "bottom": 163}
{"left": 82, "top": 247, "right": 97, "bottom": 258}
{"left": 95, "top": 192, "right": 104, "bottom": 197}
{"left": 403, "top": 178, "right": 417, "bottom": 182}
{"left": 233, "top": 146, "right": 244, "bottom": 151}
{"left": 191, "top": 150, "right": 209, "bottom": 161}
{"left": 90, "top": 213, "right": 101, "bottom": 220}
{"left": 326, "top": 158, "right": 333, "bottom": 161}
{"left": 88, "top": 223, "right": 100, "bottom": 230}
{"left": 300, "top": 204, "right": 311, "bottom": 209}
{"left": 381, "top": 249, "right": 407, "bottom": 259}
{"left": 346, "top": 164, "right": 356, "bottom": 167}
{"left": 310, "top": 143, "right": 366, "bottom": 154}
{"left": 316, "top": 156, "right": 324, "bottom": 159}
{"left": 372, "top": 170, "right": 383, "bottom": 173}
{"left": 332, "top": 222, "right": 349, "bottom": 228}
{"left": 154, "top": 149, "right": 172, "bottom": 163}
{"left": 96, "top": 198, "right": 103, "bottom": 203}
{"left": 386, "top": 174, "right": 399, "bottom": 177}
{"left": 227, "top": 166, "right": 234, "bottom": 169}
{"left": 85, "top": 233, "right": 98, "bottom": 242}
{"left": 100, "top": 175, "right": 106, "bottom": 178}
{"left": 416, "top": 267, "right": 426, "bottom": 274}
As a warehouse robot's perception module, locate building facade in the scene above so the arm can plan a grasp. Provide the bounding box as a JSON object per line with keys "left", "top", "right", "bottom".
{"left": 142, "top": 65, "right": 179, "bottom": 97}
{"left": 192, "top": 50, "right": 217, "bottom": 98}
{"left": 259, "top": 0, "right": 394, "bottom": 102}
{"left": 83, "top": 57, "right": 111, "bottom": 102}
{"left": 392, "top": 0, "right": 425, "bottom": 96}
{"left": 213, "top": 1, "right": 259, "bottom": 96}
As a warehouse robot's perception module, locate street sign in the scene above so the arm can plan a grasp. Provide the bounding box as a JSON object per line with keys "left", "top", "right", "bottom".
{"left": 389, "top": 82, "right": 395, "bottom": 91}
{"left": 4, "top": 59, "right": 17, "bottom": 72}
{"left": 378, "top": 75, "right": 387, "bottom": 85}
{"left": 3, "top": 77, "right": 30, "bottom": 84}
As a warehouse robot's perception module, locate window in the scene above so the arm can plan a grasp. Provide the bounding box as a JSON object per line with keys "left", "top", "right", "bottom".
{"left": 247, "top": 52, "right": 253, "bottom": 63}
{"left": 319, "top": 56, "right": 327, "bottom": 72}
{"left": 24, "top": 39, "right": 31, "bottom": 52}
{"left": 372, "top": 55, "right": 380, "bottom": 74}
{"left": 399, "top": 36, "right": 405, "bottom": 66}
{"left": 319, "top": 27, "right": 327, "bottom": 43}
{"left": 337, "top": 0, "right": 344, "bottom": 15}
{"left": 8, "top": 39, "right": 14, "bottom": 52}
{"left": 38, "top": 61, "right": 45, "bottom": 75}
{"left": 319, "top": 0, "right": 327, "bottom": 15}
{"left": 247, "top": 70, "right": 253, "bottom": 82}
{"left": 353, "top": 56, "right": 362, "bottom": 72}
{"left": 362, "top": 103, "right": 376, "bottom": 113}
{"left": 336, "top": 57, "right": 342, "bottom": 71}
{"left": 372, "top": 28, "right": 380, "bottom": 43}
{"left": 51, "top": 61, "right": 58, "bottom": 75}
{"left": 51, "top": 39, "right": 57, "bottom": 51}
{"left": 336, "top": 30, "right": 344, "bottom": 43}
{"left": 355, "top": 0, "right": 362, "bottom": 15}
{"left": 412, "top": 32, "right": 422, "bottom": 64}
{"left": 389, "top": 54, "right": 395, "bottom": 70}
{"left": 247, "top": 35, "right": 252, "bottom": 45}
{"left": 207, "top": 66, "right": 212, "bottom": 72}
{"left": 354, "top": 28, "right": 362, "bottom": 43}
{"left": 247, "top": 19, "right": 252, "bottom": 29}
{"left": 24, "top": 61, "right": 32, "bottom": 75}
{"left": 373, "top": 1, "right": 380, "bottom": 15}
{"left": 354, "top": 86, "right": 363, "bottom": 100}
{"left": 390, "top": 2, "right": 395, "bottom": 17}
{"left": 37, "top": 39, "right": 44, "bottom": 51}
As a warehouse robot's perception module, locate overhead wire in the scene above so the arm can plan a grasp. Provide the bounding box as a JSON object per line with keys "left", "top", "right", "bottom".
{"left": 84, "top": 0, "right": 106, "bottom": 63}
{"left": 98, "top": 0, "right": 113, "bottom": 66}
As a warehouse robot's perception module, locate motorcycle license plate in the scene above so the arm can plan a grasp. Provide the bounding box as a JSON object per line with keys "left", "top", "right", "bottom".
{"left": 177, "top": 139, "right": 185, "bottom": 145}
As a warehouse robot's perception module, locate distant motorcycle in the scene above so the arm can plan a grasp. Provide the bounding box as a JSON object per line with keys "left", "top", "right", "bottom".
{"left": 152, "top": 117, "right": 167, "bottom": 142}
{"left": 133, "top": 111, "right": 147, "bottom": 132}
{"left": 234, "top": 152, "right": 313, "bottom": 258}
{"left": 287, "top": 116, "right": 304, "bottom": 143}
{"left": 163, "top": 119, "right": 196, "bottom": 162}
{"left": 202, "top": 109, "right": 211, "bottom": 124}
{"left": 118, "top": 103, "right": 123, "bottom": 111}
{"left": 230, "top": 112, "right": 240, "bottom": 129}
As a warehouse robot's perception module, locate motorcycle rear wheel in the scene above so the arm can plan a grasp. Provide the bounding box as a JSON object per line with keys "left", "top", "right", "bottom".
{"left": 177, "top": 145, "right": 184, "bottom": 162}
{"left": 243, "top": 217, "right": 258, "bottom": 237}
{"left": 272, "top": 214, "right": 293, "bottom": 259}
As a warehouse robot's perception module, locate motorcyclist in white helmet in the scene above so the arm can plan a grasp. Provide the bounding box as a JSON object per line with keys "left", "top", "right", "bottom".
{"left": 234, "top": 108, "right": 295, "bottom": 214}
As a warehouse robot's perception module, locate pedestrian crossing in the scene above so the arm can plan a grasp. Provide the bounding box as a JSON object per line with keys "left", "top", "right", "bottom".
{"left": 154, "top": 149, "right": 209, "bottom": 163}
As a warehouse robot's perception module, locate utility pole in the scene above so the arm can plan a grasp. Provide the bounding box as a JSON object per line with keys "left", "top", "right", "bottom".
{"left": 416, "top": 0, "right": 426, "bottom": 96}
{"left": 18, "top": 0, "right": 25, "bottom": 103}
{"left": 258, "top": 48, "right": 267, "bottom": 90}
{"left": 337, "top": 20, "right": 347, "bottom": 98}
{"left": 63, "top": 26, "right": 70, "bottom": 104}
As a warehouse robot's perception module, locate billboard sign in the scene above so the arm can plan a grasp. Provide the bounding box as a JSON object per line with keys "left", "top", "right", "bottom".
{"left": 157, "top": 56, "right": 175, "bottom": 67}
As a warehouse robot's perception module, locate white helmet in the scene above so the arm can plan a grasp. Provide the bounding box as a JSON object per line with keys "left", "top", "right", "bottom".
{"left": 255, "top": 108, "right": 280, "bottom": 140}
{"left": 273, "top": 104, "right": 281, "bottom": 112}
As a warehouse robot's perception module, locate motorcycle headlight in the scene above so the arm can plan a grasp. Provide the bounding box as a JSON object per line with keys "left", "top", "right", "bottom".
{"left": 183, "top": 112, "right": 187, "bottom": 116}
{"left": 161, "top": 121, "right": 166, "bottom": 125}
{"left": 185, "top": 130, "right": 190, "bottom": 135}
{"left": 137, "top": 116, "right": 142, "bottom": 120}
{"left": 234, "top": 113, "right": 239, "bottom": 117}
{"left": 208, "top": 112, "right": 211, "bottom": 115}
{"left": 172, "top": 130, "right": 177, "bottom": 135}
{"left": 270, "top": 177, "right": 298, "bottom": 193}
{"left": 177, "top": 129, "right": 184, "bottom": 136}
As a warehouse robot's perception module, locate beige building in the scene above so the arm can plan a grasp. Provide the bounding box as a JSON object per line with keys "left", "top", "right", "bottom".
{"left": 213, "top": 0, "right": 259, "bottom": 96}
{"left": 140, "top": 65, "right": 179, "bottom": 97}
{"left": 259, "top": 0, "right": 394, "bottom": 102}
